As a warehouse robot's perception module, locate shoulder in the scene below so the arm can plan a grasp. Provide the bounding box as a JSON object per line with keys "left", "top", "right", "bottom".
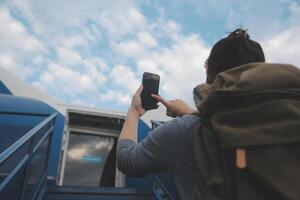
{"left": 174, "top": 114, "right": 202, "bottom": 131}
{"left": 152, "top": 114, "right": 201, "bottom": 133}
{"left": 164, "top": 114, "right": 201, "bottom": 126}
{"left": 150, "top": 114, "right": 201, "bottom": 141}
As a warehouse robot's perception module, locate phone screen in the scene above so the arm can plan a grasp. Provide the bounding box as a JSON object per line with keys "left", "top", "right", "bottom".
{"left": 141, "top": 72, "right": 160, "bottom": 110}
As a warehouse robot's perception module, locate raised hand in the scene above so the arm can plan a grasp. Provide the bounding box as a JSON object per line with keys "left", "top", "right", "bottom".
{"left": 151, "top": 94, "right": 196, "bottom": 117}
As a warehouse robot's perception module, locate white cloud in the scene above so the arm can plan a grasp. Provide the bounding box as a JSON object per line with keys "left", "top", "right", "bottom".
{"left": 56, "top": 47, "right": 83, "bottom": 66}
{"left": 63, "top": 35, "right": 89, "bottom": 49}
{"left": 112, "top": 40, "right": 145, "bottom": 59}
{"left": 2, "top": 0, "right": 300, "bottom": 111}
{"left": 82, "top": 57, "right": 108, "bottom": 71}
{"left": 41, "top": 64, "right": 96, "bottom": 92}
{"left": 137, "top": 59, "right": 162, "bottom": 75}
{"left": 151, "top": 19, "right": 182, "bottom": 41}
{"left": 288, "top": 1, "right": 300, "bottom": 26}
{"left": 109, "top": 18, "right": 210, "bottom": 106}
{"left": 109, "top": 65, "right": 140, "bottom": 94}
{"left": 8, "top": 0, "right": 133, "bottom": 33}
{"left": 138, "top": 32, "right": 158, "bottom": 48}
{"left": 137, "top": 34, "right": 209, "bottom": 104}
{"left": 37, "top": 62, "right": 107, "bottom": 102}
{"left": 110, "top": 19, "right": 210, "bottom": 105}
{"left": 0, "top": 8, "right": 45, "bottom": 53}
{"left": 263, "top": 26, "right": 300, "bottom": 67}
{"left": 32, "top": 55, "right": 47, "bottom": 65}
{"left": 1, "top": 0, "right": 145, "bottom": 108}
{"left": 5, "top": 0, "right": 144, "bottom": 47}
{"left": 0, "top": 53, "right": 32, "bottom": 79}
{"left": 54, "top": 46, "right": 109, "bottom": 77}
{"left": 100, "top": 90, "right": 131, "bottom": 105}
{"left": 98, "top": 7, "right": 146, "bottom": 39}
{"left": 70, "top": 98, "right": 96, "bottom": 107}
{"left": 0, "top": 6, "right": 46, "bottom": 81}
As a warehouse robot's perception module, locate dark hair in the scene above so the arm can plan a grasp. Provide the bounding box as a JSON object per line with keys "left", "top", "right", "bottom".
{"left": 206, "top": 28, "right": 265, "bottom": 84}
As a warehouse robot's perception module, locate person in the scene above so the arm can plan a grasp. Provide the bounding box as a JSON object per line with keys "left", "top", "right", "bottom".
{"left": 116, "top": 28, "right": 265, "bottom": 200}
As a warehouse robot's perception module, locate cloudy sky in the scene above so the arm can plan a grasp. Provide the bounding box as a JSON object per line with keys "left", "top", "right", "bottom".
{"left": 1, "top": 0, "right": 300, "bottom": 111}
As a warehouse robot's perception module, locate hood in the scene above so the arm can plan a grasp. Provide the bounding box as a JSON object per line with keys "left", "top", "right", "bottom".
{"left": 193, "top": 63, "right": 300, "bottom": 148}
{"left": 193, "top": 62, "right": 300, "bottom": 109}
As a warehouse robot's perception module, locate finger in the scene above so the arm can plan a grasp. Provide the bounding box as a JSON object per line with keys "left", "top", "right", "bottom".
{"left": 166, "top": 110, "right": 176, "bottom": 118}
{"left": 151, "top": 94, "right": 168, "bottom": 106}
{"left": 151, "top": 94, "right": 161, "bottom": 101}
{"left": 135, "top": 84, "right": 143, "bottom": 96}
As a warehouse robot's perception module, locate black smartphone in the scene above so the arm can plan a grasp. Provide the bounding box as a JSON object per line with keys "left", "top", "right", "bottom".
{"left": 141, "top": 72, "right": 160, "bottom": 110}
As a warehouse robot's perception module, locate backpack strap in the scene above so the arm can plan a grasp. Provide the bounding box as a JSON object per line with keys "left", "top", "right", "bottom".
{"left": 192, "top": 112, "right": 226, "bottom": 200}
{"left": 236, "top": 148, "right": 246, "bottom": 169}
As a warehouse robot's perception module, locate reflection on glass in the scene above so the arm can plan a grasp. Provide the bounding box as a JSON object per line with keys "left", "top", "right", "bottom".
{"left": 64, "top": 132, "right": 115, "bottom": 186}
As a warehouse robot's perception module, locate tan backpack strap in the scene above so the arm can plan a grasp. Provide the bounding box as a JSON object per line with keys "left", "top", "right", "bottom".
{"left": 236, "top": 148, "right": 247, "bottom": 169}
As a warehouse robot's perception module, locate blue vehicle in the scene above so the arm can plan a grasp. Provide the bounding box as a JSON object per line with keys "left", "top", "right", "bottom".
{"left": 0, "top": 66, "right": 180, "bottom": 200}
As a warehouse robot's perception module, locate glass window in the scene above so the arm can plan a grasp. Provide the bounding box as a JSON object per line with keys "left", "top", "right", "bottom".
{"left": 63, "top": 132, "right": 115, "bottom": 186}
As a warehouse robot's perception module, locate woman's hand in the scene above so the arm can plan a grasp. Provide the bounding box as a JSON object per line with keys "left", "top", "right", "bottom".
{"left": 151, "top": 94, "right": 196, "bottom": 117}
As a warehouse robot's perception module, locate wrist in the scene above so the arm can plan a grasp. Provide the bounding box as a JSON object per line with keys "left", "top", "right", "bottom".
{"left": 128, "top": 107, "right": 140, "bottom": 119}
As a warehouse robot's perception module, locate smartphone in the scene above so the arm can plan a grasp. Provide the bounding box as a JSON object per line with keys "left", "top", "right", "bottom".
{"left": 141, "top": 72, "right": 160, "bottom": 110}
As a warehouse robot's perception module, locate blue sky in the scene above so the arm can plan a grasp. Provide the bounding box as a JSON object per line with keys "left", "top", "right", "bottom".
{"left": 0, "top": 0, "right": 300, "bottom": 111}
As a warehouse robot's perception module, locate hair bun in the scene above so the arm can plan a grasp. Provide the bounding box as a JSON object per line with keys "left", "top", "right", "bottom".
{"left": 227, "top": 28, "right": 249, "bottom": 39}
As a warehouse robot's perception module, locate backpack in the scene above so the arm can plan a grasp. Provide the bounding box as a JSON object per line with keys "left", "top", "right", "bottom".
{"left": 192, "top": 89, "right": 300, "bottom": 200}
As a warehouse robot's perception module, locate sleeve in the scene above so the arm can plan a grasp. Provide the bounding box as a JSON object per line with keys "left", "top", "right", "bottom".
{"left": 116, "top": 117, "right": 183, "bottom": 177}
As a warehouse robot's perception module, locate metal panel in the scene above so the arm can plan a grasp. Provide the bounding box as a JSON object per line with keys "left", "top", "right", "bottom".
{"left": 0, "top": 94, "right": 65, "bottom": 185}
{"left": 0, "top": 95, "right": 54, "bottom": 116}
{"left": 45, "top": 186, "right": 155, "bottom": 200}
{"left": 0, "top": 113, "right": 56, "bottom": 200}
{"left": 0, "top": 81, "right": 12, "bottom": 95}
{"left": 0, "top": 166, "right": 27, "bottom": 200}
{"left": 23, "top": 136, "right": 50, "bottom": 200}
{"left": 47, "top": 113, "right": 64, "bottom": 185}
